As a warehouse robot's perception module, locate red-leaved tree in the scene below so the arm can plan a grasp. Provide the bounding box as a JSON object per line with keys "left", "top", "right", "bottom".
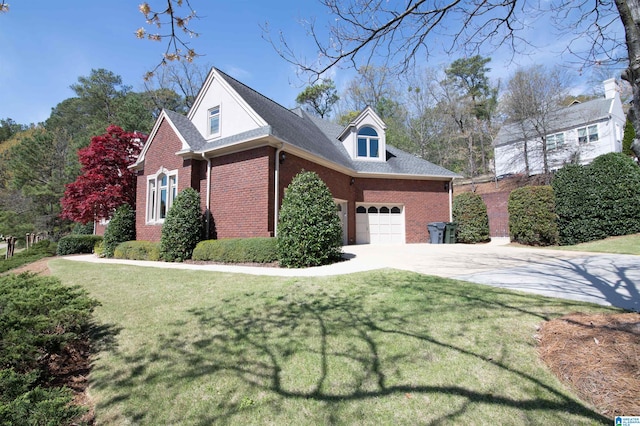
{"left": 61, "top": 125, "right": 147, "bottom": 224}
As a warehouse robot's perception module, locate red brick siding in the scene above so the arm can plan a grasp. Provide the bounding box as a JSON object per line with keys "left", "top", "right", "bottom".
{"left": 279, "top": 152, "right": 449, "bottom": 244}
{"left": 94, "top": 221, "right": 107, "bottom": 236}
{"left": 356, "top": 179, "right": 450, "bottom": 243}
{"left": 480, "top": 191, "right": 510, "bottom": 237}
{"left": 136, "top": 118, "right": 196, "bottom": 242}
{"left": 209, "top": 147, "right": 273, "bottom": 238}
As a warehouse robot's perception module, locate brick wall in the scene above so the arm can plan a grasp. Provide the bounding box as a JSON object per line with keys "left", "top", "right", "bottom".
{"left": 209, "top": 147, "right": 273, "bottom": 238}
{"left": 356, "top": 179, "right": 450, "bottom": 243}
{"left": 481, "top": 191, "right": 510, "bottom": 237}
{"left": 136, "top": 118, "right": 197, "bottom": 242}
{"left": 279, "top": 152, "right": 450, "bottom": 244}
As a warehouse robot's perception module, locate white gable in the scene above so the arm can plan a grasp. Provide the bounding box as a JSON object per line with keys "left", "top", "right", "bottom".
{"left": 339, "top": 106, "right": 387, "bottom": 162}
{"left": 188, "top": 69, "right": 267, "bottom": 141}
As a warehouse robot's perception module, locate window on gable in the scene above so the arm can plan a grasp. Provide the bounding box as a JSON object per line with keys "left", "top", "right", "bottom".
{"left": 357, "top": 126, "right": 380, "bottom": 158}
{"left": 147, "top": 170, "right": 178, "bottom": 223}
{"left": 209, "top": 106, "right": 220, "bottom": 136}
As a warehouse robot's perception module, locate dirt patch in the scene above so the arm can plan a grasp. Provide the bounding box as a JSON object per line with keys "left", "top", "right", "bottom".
{"left": 538, "top": 312, "right": 640, "bottom": 418}
{"left": 5, "top": 257, "right": 53, "bottom": 275}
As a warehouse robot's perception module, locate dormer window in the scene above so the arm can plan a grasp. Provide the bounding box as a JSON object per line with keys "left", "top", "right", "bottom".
{"left": 357, "top": 126, "right": 379, "bottom": 158}
{"left": 209, "top": 105, "right": 220, "bottom": 137}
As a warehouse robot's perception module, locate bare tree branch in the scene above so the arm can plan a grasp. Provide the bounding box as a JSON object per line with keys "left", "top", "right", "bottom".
{"left": 136, "top": 1, "right": 202, "bottom": 79}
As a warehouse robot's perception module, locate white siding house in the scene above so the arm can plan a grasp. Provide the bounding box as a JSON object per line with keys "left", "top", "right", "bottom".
{"left": 494, "top": 79, "right": 625, "bottom": 176}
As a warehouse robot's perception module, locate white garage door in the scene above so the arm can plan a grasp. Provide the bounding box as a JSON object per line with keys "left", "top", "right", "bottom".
{"left": 356, "top": 204, "right": 405, "bottom": 244}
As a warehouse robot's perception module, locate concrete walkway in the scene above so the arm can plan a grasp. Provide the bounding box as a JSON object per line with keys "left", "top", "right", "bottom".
{"left": 63, "top": 238, "right": 639, "bottom": 311}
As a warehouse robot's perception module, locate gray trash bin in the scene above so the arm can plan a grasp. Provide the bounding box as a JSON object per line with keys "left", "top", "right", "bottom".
{"left": 428, "top": 222, "right": 446, "bottom": 244}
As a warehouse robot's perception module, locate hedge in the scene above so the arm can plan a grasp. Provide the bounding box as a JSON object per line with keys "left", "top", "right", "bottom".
{"left": 56, "top": 235, "right": 103, "bottom": 256}
{"left": 508, "top": 186, "right": 558, "bottom": 246}
{"left": 114, "top": 241, "right": 161, "bottom": 261}
{"left": 192, "top": 238, "right": 278, "bottom": 263}
{"left": 552, "top": 153, "right": 640, "bottom": 245}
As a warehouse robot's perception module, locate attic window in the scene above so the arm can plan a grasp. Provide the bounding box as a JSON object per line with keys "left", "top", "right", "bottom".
{"left": 357, "top": 126, "right": 379, "bottom": 158}
{"left": 209, "top": 105, "right": 220, "bottom": 136}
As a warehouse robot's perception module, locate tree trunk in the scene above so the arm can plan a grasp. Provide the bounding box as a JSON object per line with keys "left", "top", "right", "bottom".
{"left": 617, "top": 0, "right": 640, "bottom": 139}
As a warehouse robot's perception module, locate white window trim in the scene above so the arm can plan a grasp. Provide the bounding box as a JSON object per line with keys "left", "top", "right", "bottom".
{"left": 208, "top": 105, "right": 221, "bottom": 138}
{"left": 355, "top": 126, "right": 382, "bottom": 161}
{"left": 146, "top": 167, "right": 179, "bottom": 225}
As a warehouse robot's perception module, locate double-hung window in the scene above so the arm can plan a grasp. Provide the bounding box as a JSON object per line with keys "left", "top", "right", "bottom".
{"left": 357, "top": 126, "right": 379, "bottom": 158}
{"left": 578, "top": 125, "right": 598, "bottom": 143}
{"left": 147, "top": 170, "right": 178, "bottom": 223}
{"left": 209, "top": 105, "right": 220, "bottom": 137}
{"left": 546, "top": 132, "right": 565, "bottom": 150}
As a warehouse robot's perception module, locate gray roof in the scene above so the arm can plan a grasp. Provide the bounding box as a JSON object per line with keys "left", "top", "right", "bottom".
{"left": 495, "top": 97, "right": 613, "bottom": 147}
{"left": 168, "top": 67, "right": 459, "bottom": 179}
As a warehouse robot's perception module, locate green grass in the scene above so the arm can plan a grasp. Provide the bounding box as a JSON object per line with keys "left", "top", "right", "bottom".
{"left": 49, "top": 260, "right": 618, "bottom": 425}
{"left": 553, "top": 233, "right": 640, "bottom": 255}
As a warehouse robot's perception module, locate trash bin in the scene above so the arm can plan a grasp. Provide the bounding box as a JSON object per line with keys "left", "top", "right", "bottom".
{"left": 444, "top": 222, "right": 457, "bottom": 244}
{"left": 427, "top": 222, "right": 446, "bottom": 244}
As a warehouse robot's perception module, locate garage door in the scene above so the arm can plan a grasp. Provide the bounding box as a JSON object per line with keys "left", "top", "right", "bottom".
{"left": 356, "top": 204, "right": 405, "bottom": 244}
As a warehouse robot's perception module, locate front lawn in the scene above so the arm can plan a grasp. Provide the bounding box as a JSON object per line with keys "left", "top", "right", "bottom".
{"left": 49, "top": 260, "right": 617, "bottom": 425}
{"left": 552, "top": 233, "right": 640, "bottom": 255}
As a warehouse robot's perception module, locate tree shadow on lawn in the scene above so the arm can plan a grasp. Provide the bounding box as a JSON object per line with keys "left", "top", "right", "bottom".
{"left": 93, "top": 273, "right": 611, "bottom": 425}
{"left": 463, "top": 254, "right": 640, "bottom": 311}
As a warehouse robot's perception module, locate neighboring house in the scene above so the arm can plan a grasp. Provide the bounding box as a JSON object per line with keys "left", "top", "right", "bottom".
{"left": 131, "top": 67, "right": 459, "bottom": 244}
{"left": 494, "top": 79, "right": 625, "bottom": 177}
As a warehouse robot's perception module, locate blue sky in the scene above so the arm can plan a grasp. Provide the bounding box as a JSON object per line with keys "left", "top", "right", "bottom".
{"left": 0, "top": 1, "right": 627, "bottom": 125}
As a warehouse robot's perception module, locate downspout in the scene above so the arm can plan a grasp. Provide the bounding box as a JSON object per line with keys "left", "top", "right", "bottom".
{"left": 449, "top": 178, "right": 454, "bottom": 222}
{"left": 274, "top": 145, "right": 283, "bottom": 237}
{"left": 201, "top": 153, "right": 212, "bottom": 239}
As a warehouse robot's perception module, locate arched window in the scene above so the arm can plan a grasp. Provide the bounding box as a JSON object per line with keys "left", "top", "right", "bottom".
{"left": 147, "top": 169, "right": 178, "bottom": 223}
{"left": 356, "top": 206, "right": 366, "bottom": 214}
{"left": 368, "top": 206, "right": 378, "bottom": 213}
{"left": 357, "top": 126, "right": 379, "bottom": 158}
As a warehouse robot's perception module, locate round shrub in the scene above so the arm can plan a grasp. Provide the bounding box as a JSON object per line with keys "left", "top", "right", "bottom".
{"left": 160, "top": 188, "right": 202, "bottom": 262}
{"left": 452, "top": 192, "right": 490, "bottom": 244}
{"left": 56, "top": 235, "right": 103, "bottom": 255}
{"left": 103, "top": 204, "right": 136, "bottom": 258}
{"left": 277, "top": 171, "right": 343, "bottom": 267}
{"left": 508, "top": 186, "right": 558, "bottom": 246}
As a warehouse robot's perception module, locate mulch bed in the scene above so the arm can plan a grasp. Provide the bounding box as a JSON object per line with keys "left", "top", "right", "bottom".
{"left": 538, "top": 312, "right": 640, "bottom": 418}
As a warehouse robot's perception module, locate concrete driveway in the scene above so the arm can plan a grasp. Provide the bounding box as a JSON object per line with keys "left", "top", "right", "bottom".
{"left": 342, "top": 239, "right": 640, "bottom": 311}
{"left": 64, "top": 238, "right": 639, "bottom": 311}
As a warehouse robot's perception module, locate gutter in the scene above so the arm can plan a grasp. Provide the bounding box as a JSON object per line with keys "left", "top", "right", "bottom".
{"left": 449, "top": 178, "right": 454, "bottom": 222}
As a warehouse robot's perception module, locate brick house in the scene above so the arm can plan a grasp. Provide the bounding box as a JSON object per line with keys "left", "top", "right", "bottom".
{"left": 131, "top": 67, "right": 459, "bottom": 244}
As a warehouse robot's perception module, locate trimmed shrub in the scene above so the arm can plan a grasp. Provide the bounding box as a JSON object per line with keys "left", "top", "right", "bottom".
{"left": 103, "top": 204, "right": 136, "bottom": 258}
{"left": 56, "top": 235, "right": 103, "bottom": 256}
{"left": 160, "top": 188, "right": 202, "bottom": 262}
{"left": 277, "top": 171, "right": 343, "bottom": 267}
{"left": 553, "top": 153, "right": 640, "bottom": 245}
{"left": 508, "top": 186, "right": 558, "bottom": 246}
{"left": 623, "top": 119, "right": 635, "bottom": 157}
{"left": 452, "top": 192, "right": 490, "bottom": 244}
{"left": 192, "top": 238, "right": 278, "bottom": 263}
{"left": 114, "top": 241, "right": 161, "bottom": 261}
